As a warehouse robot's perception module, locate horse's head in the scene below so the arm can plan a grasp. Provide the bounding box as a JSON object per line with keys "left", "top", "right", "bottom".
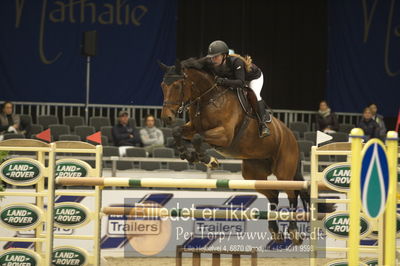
{"left": 159, "top": 58, "right": 215, "bottom": 125}
{"left": 159, "top": 60, "right": 187, "bottom": 125}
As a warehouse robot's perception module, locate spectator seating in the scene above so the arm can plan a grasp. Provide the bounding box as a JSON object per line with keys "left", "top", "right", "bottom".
{"left": 90, "top": 117, "right": 111, "bottom": 131}
{"left": 3, "top": 133, "right": 25, "bottom": 140}
{"left": 338, "top": 123, "right": 354, "bottom": 133}
{"left": 297, "top": 140, "right": 314, "bottom": 160}
{"left": 74, "top": 125, "right": 95, "bottom": 141}
{"left": 289, "top": 122, "right": 309, "bottom": 138}
{"left": 38, "top": 115, "right": 59, "bottom": 129}
{"left": 303, "top": 131, "right": 317, "bottom": 144}
{"left": 103, "top": 146, "right": 132, "bottom": 170}
{"left": 100, "top": 126, "right": 113, "bottom": 145}
{"left": 49, "top": 124, "right": 70, "bottom": 141}
{"left": 160, "top": 127, "right": 173, "bottom": 143}
{"left": 64, "top": 116, "right": 85, "bottom": 132}
{"left": 126, "top": 147, "right": 146, "bottom": 169}
{"left": 291, "top": 130, "right": 300, "bottom": 140}
{"left": 30, "top": 124, "right": 43, "bottom": 135}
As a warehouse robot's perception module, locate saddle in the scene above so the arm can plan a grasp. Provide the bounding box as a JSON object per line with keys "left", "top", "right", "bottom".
{"left": 236, "top": 87, "right": 272, "bottom": 122}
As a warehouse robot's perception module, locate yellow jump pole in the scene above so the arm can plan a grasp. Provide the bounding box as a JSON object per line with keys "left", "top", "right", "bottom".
{"left": 348, "top": 128, "right": 364, "bottom": 266}
{"left": 384, "top": 131, "right": 398, "bottom": 265}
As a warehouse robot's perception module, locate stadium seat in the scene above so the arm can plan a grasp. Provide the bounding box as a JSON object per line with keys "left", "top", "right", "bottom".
{"left": 38, "top": 115, "right": 59, "bottom": 129}
{"left": 303, "top": 131, "right": 317, "bottom": 144}
{"left": 64, "top": 116, "right": 85, "bottom": 132}
{"left": 49, "top": 124, "right": 70, "bottom": 140}
{"left": 74, "top": 125, "right": 95, "bottom": 141}
{"left": 289, "top": 122, "right": 309, "bottom": 138}
{"left": 330, "top": 132, "right": 348, "bottom": 142}
{"left": 90, "top": 117, "right": 111, "bottom": 131}
{"left": 100, "top": 126, "right": 113, "bottom": 145}
{"left": 297, "top": 140, "right": 314, "bottom": 159}
{"left": 338, "top": 124, "right": 355, "bottom": 134}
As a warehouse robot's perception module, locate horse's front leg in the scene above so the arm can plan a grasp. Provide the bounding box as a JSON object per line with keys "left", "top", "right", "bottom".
{"left": 172, "top": 124, "right": 197, "bottom": 163}
{"left": 191, "top": 133, "right": 219, "bottom": 169}
{"left": 191, "top": 126, "right": 233, "bottom": 169}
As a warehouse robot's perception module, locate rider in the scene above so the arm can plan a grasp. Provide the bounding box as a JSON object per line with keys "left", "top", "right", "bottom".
{"left": 206, "top": 40, "right": 270, "bottom": 137}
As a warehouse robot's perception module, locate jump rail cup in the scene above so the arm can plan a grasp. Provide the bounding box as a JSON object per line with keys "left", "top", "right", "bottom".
{"left": 56, "top": 177, "right": 311, "bottom": 190}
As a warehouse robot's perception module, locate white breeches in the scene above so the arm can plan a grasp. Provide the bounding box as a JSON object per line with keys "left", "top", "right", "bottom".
{"left": 249, "top": 72, "right": 263, "bottom": 101}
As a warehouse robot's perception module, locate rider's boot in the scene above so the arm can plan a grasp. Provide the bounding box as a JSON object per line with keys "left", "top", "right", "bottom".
{"left": 256, "top": 100, "right": 271, "bottom": 138}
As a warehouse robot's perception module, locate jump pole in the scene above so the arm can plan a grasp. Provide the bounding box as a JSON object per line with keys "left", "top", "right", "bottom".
{"left": 56, "top": 177, "right": 310, "bottom": 190}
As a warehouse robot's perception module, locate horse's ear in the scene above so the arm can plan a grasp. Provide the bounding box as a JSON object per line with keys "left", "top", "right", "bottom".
{"left": 175, "top": 59, "right": 181, "bottom": 74}
{"left": 158, "top": 60, "right": 169, "bottom": 72}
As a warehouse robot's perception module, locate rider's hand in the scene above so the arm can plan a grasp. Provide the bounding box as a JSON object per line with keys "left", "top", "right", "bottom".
{"left": 216, "top": 77, "right": 227, "bottom": 86}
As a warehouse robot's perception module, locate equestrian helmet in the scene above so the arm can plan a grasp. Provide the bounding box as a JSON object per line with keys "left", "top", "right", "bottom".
{"left": 207, "top": 40, "right": 229, "bottom": 57}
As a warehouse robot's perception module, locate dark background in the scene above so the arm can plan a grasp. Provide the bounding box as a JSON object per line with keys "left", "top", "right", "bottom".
{"left": 177, "top": 0, "right": 327, "bottom": 112}
{"left": 176, "top": 0, "right": 399, "bottom": 128}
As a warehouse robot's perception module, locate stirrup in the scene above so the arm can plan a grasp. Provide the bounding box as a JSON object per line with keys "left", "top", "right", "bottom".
{"left": 259, "top": 124, "right": 270, "bottom": 138}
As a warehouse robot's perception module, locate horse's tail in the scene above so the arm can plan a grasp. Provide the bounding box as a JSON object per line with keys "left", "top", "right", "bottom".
{"left": 294, "top": 161, "right": 336, "bottom": 214}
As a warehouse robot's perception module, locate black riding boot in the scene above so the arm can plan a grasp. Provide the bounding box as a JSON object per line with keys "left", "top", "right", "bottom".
{"left": 256, "top": 100, "right": 271, "bottom": 137}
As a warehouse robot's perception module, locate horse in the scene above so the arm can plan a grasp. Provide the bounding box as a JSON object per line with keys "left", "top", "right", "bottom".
{"left": 159, "top": 58, "right": 328, "bottom": 245}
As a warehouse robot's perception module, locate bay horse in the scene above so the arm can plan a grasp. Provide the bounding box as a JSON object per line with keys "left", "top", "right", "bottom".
{"left": 159, "top": 58, "right": 319, "bottom": 245}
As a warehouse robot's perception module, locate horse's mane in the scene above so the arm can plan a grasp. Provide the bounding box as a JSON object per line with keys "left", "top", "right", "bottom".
{"left": 181, "top": 57, "right": 214, "bottom": 77}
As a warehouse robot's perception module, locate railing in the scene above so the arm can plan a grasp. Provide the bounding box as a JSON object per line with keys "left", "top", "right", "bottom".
{"left": 2, "top": 101, "right": 362, "bottom": 127}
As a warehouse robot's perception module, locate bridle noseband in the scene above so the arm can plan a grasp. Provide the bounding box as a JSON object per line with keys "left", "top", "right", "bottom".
{"left": 163, "top": 72, "right": 218, "bottom": 115}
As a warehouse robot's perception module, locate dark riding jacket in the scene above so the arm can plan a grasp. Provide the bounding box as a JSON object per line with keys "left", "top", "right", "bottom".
{"left": 216, "top": 56, "right": 262, "bottom": 88}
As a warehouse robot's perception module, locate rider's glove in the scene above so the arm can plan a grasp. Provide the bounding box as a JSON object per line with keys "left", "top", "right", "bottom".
{"left": 216, "top": 77, "right": 227, "bottom": 86}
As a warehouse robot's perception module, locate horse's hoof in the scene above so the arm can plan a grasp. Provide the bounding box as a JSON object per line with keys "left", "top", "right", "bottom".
{"left": 206, "top": 156, "right": 219, "bottom": 169}
{"left": 271, "top": 232, "right": 285, "bottom": 243}
{"left": 288, "top": 229, "right": 303, "bottom": 246}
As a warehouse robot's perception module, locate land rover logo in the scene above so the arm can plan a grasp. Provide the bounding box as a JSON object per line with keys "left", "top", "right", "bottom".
{"left": 0, "top": 249, "right": 41, "bottom": 266}
{"left": 55, "top": 159, "right": 91, "bottom": 178}
{"left": 0, "top": 203, "right": 43, "bottom": 230}
{"left": 54, "top": 202, "right": 90, "bottom": 229}
{"left": 0, "top": 158, "right": 43, "bottom": 186}
{"left": 323, "top": 212, "right": 371, "bottom": 239}
{"left": 322, "top": 163, "right": 351, "bottom": 192}
{"left": 52, "top": 246, "right": 89, "bottom": 266}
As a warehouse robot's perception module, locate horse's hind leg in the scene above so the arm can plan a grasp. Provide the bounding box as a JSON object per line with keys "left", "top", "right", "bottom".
{"left": 286, "top": 190, "right": 303, "bottom": 245}
{"left": 265, "top": 190, "right": 285, "bottom": 243}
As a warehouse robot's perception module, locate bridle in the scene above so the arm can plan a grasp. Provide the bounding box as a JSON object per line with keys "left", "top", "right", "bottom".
{"left": 163, "top": 72, "right": 218, "bottom": 115}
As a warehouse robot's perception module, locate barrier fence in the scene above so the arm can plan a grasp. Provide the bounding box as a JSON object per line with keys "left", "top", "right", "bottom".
{"left": 0, "top": 139, "right": 103, "bottom": 266}
{"left": 0, "top": 133, "right": 399, "bottom": 265}
{"left": 3, "top": 101, "right": 362, "bottom": 128}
